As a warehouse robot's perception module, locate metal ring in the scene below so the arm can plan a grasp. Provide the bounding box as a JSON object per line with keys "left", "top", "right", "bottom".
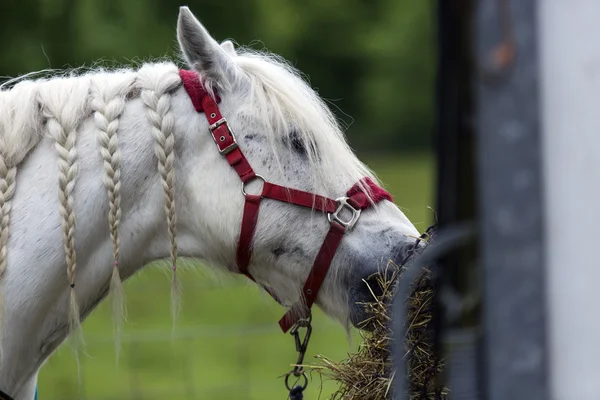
{"left": 290, "top": 314, "right": 312, "bottom": 334}
{"left": 241, "top": 175, "right": 265, "bottom": 196}
{"left": 285, "top": 370, "right": 308, "bottom": 391}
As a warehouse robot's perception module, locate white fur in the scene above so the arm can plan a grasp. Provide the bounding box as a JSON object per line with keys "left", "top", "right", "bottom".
{"left": 0, "top": 7, "right": 419, "bottom": 398}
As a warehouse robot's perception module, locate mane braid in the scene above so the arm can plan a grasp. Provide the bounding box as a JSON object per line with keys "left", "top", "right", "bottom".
{"left": 90, "top": 77, "right": 131, "bottom": 359}
{"left": 0, "top": 154, "right": 16, "bottom": 356}
{"left": 139, "top": 71, "right": 182, "bottom": 327}
{"left": 43, "top": 106, "right": 82, "bottom": 341}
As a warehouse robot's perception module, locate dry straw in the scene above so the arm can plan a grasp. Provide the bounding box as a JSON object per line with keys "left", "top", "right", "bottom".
{"left": 309, "top": 257, "right": 449, "bottom": 399}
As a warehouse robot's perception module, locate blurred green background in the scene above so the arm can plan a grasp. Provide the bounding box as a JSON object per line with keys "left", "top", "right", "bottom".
{"left": 1, "top": 0, "right": 436, "bottom": 399}
{"left": 0, "top": 0, "right": 435, "bottom": 153}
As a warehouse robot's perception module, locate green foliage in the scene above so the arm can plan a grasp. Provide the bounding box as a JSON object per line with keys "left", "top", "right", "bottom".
{"left": 0, "top": 0, "right": 435, "bottom": 151}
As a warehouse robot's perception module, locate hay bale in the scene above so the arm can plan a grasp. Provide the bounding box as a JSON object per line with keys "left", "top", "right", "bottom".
{"left": 310, "top": 259, "right": 449, "bottom": 399}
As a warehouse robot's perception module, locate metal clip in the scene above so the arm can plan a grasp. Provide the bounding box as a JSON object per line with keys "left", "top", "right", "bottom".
{"left": 290, "top": 315, "right": 312, "bottom": 374}
{"left": 284, "top": 314, "right": 312, "bottom": 392}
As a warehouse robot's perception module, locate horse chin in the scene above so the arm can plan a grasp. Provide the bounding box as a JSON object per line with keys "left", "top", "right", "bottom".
{"left": 348, "top": 302, "right": 378, "bottom": 331}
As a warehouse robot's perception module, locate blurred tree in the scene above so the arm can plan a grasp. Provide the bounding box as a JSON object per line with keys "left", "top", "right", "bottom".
{"left": 0, "top": 0, "right": 435, "bottom": 152}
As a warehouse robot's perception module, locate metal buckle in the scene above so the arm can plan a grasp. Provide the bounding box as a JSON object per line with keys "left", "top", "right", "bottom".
{"left": 327, "top": 197, "right": 361, "bottom": 230}
{"left": 208, "top": 118, "right": 238, "bottom": 155}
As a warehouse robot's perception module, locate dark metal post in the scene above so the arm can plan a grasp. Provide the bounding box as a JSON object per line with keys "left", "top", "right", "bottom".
{"left": 432, "top": 0, "right": 483, "bottom": 398}
{"left": 475, "top": 1, "right": 549, "bottom": 399}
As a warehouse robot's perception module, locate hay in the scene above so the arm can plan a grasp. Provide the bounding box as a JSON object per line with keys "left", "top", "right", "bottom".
{"left": 309, "top": 259, "right": 449, "bottom": 399}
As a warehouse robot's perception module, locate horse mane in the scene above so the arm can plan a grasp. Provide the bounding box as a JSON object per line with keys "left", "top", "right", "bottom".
{"left": 0, "top": 61, "right": 183, "bottom": 354}
{"left": 0, "top": 62, "right": 179, "bottom": 168}
{"left": 231, "top": 49, "right": 375, "bottom": 192}
{"left": 0, "top": 50, "right": 374, "bottom": 190}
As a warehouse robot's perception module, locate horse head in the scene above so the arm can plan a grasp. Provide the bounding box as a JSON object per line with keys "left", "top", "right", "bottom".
{"left": 174, "top": 7, "right": 421, "bottom": 330}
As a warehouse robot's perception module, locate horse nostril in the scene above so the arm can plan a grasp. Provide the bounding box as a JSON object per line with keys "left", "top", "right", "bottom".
{"left": 394, "top": 240, "right": 424, "bottom": 266}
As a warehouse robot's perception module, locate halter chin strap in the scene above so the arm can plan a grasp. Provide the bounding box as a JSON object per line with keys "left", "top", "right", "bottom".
{"left": 180, "top": 70, "right": 392, "bottom": 332}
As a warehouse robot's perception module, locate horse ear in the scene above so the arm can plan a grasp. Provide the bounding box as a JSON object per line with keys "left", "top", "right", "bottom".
{"left": 220, "top": 40, "right": 237, "bottom": 57}
{"left": 177, "top": 7, "right": 239, "bottom": 89}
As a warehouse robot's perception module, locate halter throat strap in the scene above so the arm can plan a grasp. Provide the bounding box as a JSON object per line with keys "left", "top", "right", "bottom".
{"left": 179, "top": 70, "right": 392, "bottom": 332}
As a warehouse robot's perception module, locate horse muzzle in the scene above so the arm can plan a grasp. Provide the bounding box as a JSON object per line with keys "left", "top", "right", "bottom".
{"left": 348, "top": 238, "right": 426, "bottom": 331}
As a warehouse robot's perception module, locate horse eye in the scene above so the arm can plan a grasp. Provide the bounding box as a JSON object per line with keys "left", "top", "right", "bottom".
{"left": 288, "top": 129, "right": 307, "bottom": 157}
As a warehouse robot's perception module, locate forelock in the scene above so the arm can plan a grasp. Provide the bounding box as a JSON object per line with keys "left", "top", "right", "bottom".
{"left": 231, "top": 49, "right": 375, "bottom": 194}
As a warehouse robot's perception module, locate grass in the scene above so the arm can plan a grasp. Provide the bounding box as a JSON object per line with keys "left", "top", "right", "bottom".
{"left": 38, "top": 152, "right": 434, "bottom": 400}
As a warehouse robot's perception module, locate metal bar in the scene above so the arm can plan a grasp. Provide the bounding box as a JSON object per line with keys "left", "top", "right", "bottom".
{"left": 431, "top": 0, "right": 483, "bottom": 399}
{"left": 392, "top": 225, "right": 475, "bottom": 399}
{"left": 475, "top": 1, "right": 549, "bottom": 399}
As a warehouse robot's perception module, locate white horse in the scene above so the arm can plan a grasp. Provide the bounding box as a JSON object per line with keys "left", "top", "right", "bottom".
{"left": 0, "top": 7, "right": 419, "bottom": 399}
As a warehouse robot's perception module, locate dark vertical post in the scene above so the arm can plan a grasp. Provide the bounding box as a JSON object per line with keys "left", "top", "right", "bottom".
{"left": 432, "top": 0, "right": 482, "bottom": 398}
{"left": 475, "top": 1, "right": 549, "bottom": 399}
{"left": 434, "top": 0, "right": 476, "bottom": 231}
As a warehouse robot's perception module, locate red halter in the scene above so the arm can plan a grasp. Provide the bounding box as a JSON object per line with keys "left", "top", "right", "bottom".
{"left": 179, "top": 70, "right": 392, "bottom": 332}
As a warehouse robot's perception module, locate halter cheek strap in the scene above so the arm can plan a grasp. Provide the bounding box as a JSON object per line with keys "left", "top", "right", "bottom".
{"left": 179, "top": 69, "right": 392, "bottom": 332}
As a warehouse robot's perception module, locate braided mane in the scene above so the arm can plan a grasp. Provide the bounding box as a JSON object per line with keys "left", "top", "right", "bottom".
{"left": 0, "top": 62, "right": 183, "bottom": 348}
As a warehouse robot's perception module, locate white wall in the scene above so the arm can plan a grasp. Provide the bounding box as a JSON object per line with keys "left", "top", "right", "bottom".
{"left": 539, "top": 2, "right": 600, "bottom": 399}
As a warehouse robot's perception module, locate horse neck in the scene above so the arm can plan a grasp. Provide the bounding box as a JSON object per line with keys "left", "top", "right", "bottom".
{"left": 0, "top": 72, "right": 214, "bottom": 396}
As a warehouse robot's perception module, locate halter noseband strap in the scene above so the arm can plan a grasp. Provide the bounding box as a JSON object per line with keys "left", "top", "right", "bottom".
{"left": 179, "top": 70, "right": 392, "bottom": 332}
